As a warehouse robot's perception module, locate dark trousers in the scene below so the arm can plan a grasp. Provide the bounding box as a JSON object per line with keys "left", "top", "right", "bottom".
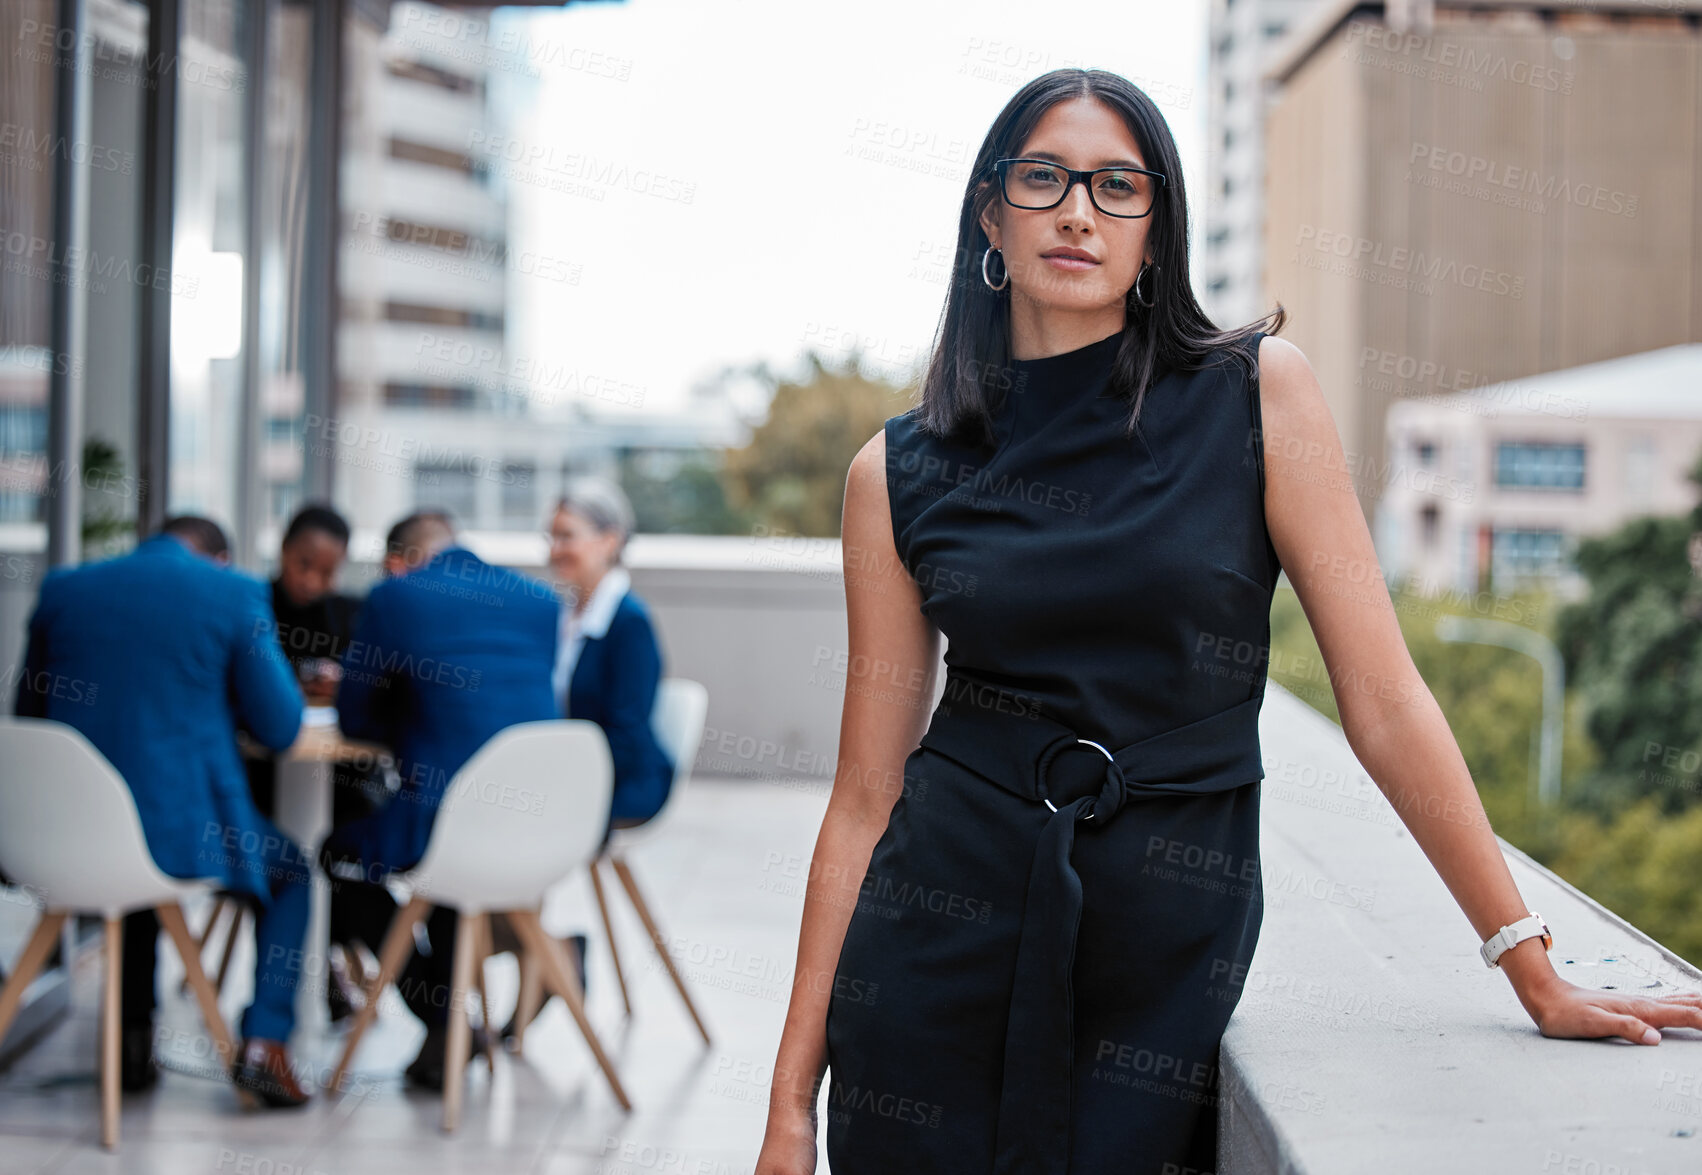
{"left": 120, "top": 908, "right": 159, "bottom": 1030}
{"left": 119, "top": 758, "right": 374, "bottom": 1036}
{"left": 318, "top": 834, "right": 455, "bottom": 1030}
{"left": 119, "top": 820, "right": 310, "bottom": 1041}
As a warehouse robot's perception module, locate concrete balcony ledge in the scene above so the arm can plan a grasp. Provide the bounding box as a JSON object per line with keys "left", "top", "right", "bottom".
{"left": 1223, "top": 687, "right": 1702, "bottom": 1175}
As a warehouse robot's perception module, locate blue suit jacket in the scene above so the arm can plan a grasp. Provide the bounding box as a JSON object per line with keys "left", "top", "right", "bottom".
{"left": 334, "top": 546, "right": 559, "bottom": 872}
{"left": 12, "top": 535, "right": 304, "bottom": 901}
{"left": 568, "top": 591, "right": 675, "bottom": 824}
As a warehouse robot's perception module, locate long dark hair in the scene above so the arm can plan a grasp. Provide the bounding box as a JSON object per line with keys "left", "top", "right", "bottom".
{"left": 916, "top": 68, "right": 1286, "bottom": 447}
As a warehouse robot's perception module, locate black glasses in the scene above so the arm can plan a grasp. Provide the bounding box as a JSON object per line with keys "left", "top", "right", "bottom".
{"left": 992, "top": 157, "right": 1165, "bottom": 219}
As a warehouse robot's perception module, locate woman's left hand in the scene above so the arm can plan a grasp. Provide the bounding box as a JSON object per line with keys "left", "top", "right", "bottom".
{"left": 1527, "top": 978, "right": 1702, "bottom": 1045}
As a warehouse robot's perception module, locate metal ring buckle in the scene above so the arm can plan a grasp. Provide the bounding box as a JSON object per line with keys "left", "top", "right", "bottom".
{"left": 1042, "top": 738, "right": 1116, "bottom": 818}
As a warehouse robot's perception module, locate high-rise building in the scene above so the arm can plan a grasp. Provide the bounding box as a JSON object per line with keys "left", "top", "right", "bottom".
{"left": 1261, "top": 0, "right": 1702, "bottom": 524}
{"left": 1201, "top": 0, "right": 1329, "bottom": 328}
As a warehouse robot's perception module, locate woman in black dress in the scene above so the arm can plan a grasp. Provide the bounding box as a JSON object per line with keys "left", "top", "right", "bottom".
{"left": 756, "top": 69, "right": 1702, "bottom": 1175}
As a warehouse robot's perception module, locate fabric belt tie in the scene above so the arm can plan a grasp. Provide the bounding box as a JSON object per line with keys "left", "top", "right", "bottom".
{"left": 915, "top": 683, "right": 1267, "bottom": 1175}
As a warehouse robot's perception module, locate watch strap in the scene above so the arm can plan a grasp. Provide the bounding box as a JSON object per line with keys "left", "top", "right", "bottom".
{"left": 1480, "top": 911, "right": 1550, "bottom": 968}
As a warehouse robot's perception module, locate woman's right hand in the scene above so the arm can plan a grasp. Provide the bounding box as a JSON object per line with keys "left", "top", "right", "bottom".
{"left": 755, "top": 1106, "right": 818, "bottom": 1175}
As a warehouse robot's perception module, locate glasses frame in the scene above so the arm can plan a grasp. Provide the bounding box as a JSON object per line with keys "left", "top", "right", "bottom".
{"left": 992, "top": 157, "right": 1167, "bottom": 220}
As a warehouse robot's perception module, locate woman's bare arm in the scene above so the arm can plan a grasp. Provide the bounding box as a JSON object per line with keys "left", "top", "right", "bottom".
{"left": 759, "top": 427, "right": 942, "bottom": 1166}
{"left": 1256, "top": 334, "right": 1702, "bottom": 1044}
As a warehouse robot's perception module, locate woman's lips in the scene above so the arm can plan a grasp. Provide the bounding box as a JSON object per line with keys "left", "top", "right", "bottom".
{"left": 1042, "top": 253, "right": 1098, "bottom": 271}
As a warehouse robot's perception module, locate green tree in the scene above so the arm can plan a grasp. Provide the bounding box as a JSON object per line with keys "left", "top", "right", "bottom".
{"left": 720, "top": 351, "right": 915, "bottom": 538}
{"left": 1551, "top": 450, "right": 1702, "bottom": 815}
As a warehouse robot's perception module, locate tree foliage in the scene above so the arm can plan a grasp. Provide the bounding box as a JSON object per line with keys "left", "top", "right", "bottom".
{"left": 720, "top": 351, "right": 916, "bottom": 538}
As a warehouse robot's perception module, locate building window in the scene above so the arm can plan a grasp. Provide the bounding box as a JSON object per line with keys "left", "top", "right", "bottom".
{"left": 1491, "top": 528, "right": 1570, "bottom": 582}
{"left": 383, "top": 302, "right": 505, "bottom": 332}
{"left": 385, "top": 57, "right": 479, "bottom": 95}
{"left": 0, "top": 405, "right": 49, "bottom": 455}
{"left": 501, "top": 461, "right": 537, "bottom": 527}
{"left": 415, "top": 458, "right": 479, "bottom": 523}
{"left": 383, "top": 381, "right": 477, "bottom": 408}
{"left": 388, "top": 136, "right": 477, "bottom": 175}
{"left": 1419, "top": 503, "right": 1439, "bottom": 548}
{"left": 361, "top": 216, "right": 506, "bottom": 264}
{"left": 1493, "top": 442, "right": 1585, "bottom": 491}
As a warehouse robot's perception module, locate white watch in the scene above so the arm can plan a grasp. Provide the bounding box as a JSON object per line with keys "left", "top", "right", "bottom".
{"left": 1480, "top": 911, "right": 1552, "bottom": 969}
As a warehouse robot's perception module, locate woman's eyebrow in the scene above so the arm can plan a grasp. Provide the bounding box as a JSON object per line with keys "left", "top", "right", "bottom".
{"left": 1025, "top": 148, "right": 1147, "bottom": 169}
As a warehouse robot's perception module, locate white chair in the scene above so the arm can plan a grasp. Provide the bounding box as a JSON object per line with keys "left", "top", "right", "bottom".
{"left": 0, "top": 718, "right": 239, "bottom": 1150}
{"left": 326, "top": 719, "right": 632, "bottom": 1131}
{"left": 511, "top": 678, "right": 712, "bottom": 1046}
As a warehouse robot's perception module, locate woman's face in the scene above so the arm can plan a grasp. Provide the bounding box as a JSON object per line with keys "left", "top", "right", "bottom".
{"left": 977, "top": 96, "right": 1155, "bottom": 318}
{"left": 547, "top": 506, "right": 620, "bottom": 590}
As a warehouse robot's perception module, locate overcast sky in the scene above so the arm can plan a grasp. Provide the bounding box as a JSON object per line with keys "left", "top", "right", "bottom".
{"left": 496, "top": 0, "right": 1208, "bottom": 419}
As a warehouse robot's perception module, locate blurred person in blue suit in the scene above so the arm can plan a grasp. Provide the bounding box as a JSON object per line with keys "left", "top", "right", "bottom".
{"left": 320, "top": 509, "right": 559, "bottom": 1089}
{"left": 12, "top": 516, "right": 314, "bottom": 1107}
{"left": 548, "top": 477, "right": 675, "bottom": 828}
{"left": 490, "top": 477, "right": 676, "bottom": 1040}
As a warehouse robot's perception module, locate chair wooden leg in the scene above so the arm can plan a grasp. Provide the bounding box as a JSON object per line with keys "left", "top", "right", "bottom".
{"left": 472, "top": 914, "right": 494, "bottom": 1076}
{"left": 156, "top": 903, "right": 237, "bottom": 1068}
{"left": 608, "top": 852, "right": 712, "bottom": 1045}
{"left": 327, "top": 896, "right": 430, "bottom": 1097}
{"left": 0, "top": 910, "right": 68, "bottom": 1047}
{"left": 341, "top": 942, "right": 370, "bottom": 993}
{"left": 101, "top": 916, "right": 121, "bottom": 1151}
{"left": 511, "top": 943, "right": 541, "bottom": 1052}
{"left": 508, "top": 909, "right": 631, "bottom": 1111}
{"left": 589, "top": 856, "right": 632, "bottom": 1016}
{"left": 441, "top": 910, "right": 476, "bottom": 1133}
{"left": 212, "top": 904, "right": 243, "bottom": 995}
{"left": 180, "top": 897, "right": 229, "bottom": 994}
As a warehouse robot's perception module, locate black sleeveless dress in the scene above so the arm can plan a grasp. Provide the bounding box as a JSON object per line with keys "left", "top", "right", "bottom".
{"left": 823, "top": 328, "right": 1281, "bottom": 1175}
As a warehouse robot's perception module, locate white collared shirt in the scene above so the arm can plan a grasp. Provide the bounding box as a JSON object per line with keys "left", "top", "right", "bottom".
{"left": 552, "top": 565, "right": 631, "bottom": 714}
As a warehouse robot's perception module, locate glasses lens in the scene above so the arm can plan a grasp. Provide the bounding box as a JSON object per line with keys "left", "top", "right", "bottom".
{"left": 1003, "top": 160, "right": 1066, "bottom": 209}
{"left": 1091, "top": 169, "right": 1156, "bottom": 217}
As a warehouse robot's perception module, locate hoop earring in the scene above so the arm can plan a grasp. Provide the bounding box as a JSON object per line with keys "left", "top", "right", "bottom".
{"left": 1131, "top": 261, "right": 1160, "bottom": 309}
{"left": 982, "top": 246, "right": 1009, "bottom": 292}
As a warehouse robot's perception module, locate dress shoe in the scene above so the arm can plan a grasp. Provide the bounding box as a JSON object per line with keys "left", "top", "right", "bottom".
{"left": 120, "top": 1025, "right": 159, "bottom": 1092}
{"left": 499, "top": 933, "right": 588, "bottom": 1044}
{"left": 404, "top": 1022, "right": 490, "bottom": 1091}
{"left": 229, "top": 1038, "right": 310, "bottom": 1108}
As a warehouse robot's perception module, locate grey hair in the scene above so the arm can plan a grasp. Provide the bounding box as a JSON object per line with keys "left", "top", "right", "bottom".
{"left": 555, "top": 476, "right": 635, "bottom": 564}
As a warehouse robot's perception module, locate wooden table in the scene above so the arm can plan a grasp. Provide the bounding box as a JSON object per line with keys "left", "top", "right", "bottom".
{"left": 265, "top": 710, "right": 390, "bottom": 1041}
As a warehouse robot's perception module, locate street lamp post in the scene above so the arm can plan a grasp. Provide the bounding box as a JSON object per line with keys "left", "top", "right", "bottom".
{"left": 1435, "top": 615, "right": 1565, "bottom": 808}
